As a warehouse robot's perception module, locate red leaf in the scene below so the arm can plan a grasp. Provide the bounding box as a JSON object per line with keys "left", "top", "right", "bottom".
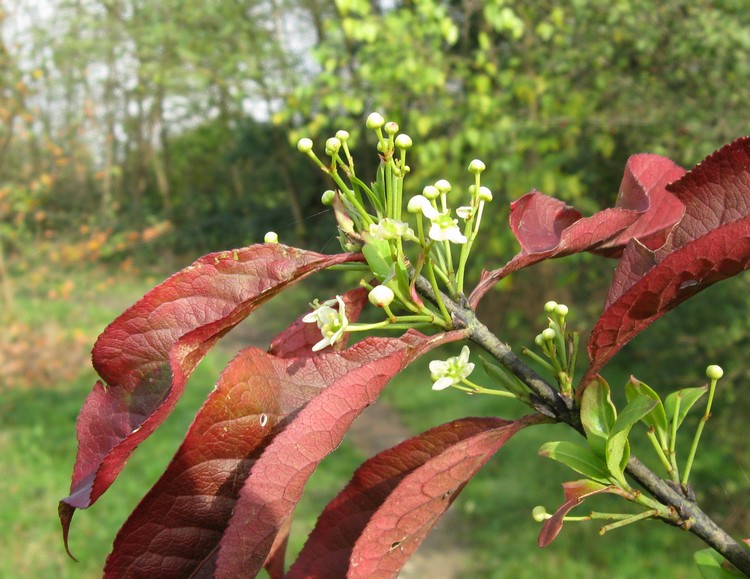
{"left": 538, "top": 479, "right": 615, "bottom": 547}
{"left": 212, "top": 330, "right": 465, "bottom": 578}
{"left": 584, "top": 137, "right": 750, "bottom": 384}
{"left": 470, "top": 192, "right": 639, "bottom": 307}
{"left": 102, "top": 286, "right": 370, "bottom": 578}
{"left": 287, "top": 415, "right": 540, "bottom": 579}
{"left": 59, "top": 245, "right": 363, "bottom": 542}
{"left": 594, "top": 153, "right": 685, "bottom": 256}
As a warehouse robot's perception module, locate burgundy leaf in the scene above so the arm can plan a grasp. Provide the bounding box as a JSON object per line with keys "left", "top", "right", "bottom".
{"left": 594, "top": 153, "right": 685, "bottom": 257}
{"left": 101, "top": 286, "right": 368, "bottom": 578}
{"left": 59, "top": 244, "right": 363, "bottom": 548}
{"left": 204, "top": 329, "right": 463, "bottom": 578}
{"left": 287, "top": 415, "right": 541, "bottom": 579}
{"left": 538, "top": 479, "right": 617, "bottom": 547}
{"left": 584, "top": 137, "right": 750, "bottom": 384}
{"left": 470, "top": 192, "right": 639, "bottom": 307}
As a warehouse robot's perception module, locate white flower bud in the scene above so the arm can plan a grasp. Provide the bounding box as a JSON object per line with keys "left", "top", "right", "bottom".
{"left": 478, "top": 186, "right": 493, "bottom": 202}
{"left": 555, "top": 304, "right": 569, "bottom": 317}
{"left": 368, "top": 285, "right": 395, "bottom": 307}
{"left": 297, "top": 138, "right": 313, "bottom": 153}
{"left": 541, "top": 328, "right": 556, "bottom": 341}
{"left": 321, "top": 190, "right": 335, "bottom": 206}
{"left": 706, "top": 365, "right": 724, "bottom": 380}
{"left": 366, "top": 112, "right": 385, "bottom": 129}
{"left": 264, "top": 231, "right": 279, "bottom": 244}
{"left": 422, "top": 185, "right": 439, "bottom": 200}
{"left": 335, "top": 130, "right": 350, "bottom": 142}
{"left": 468, "top": 159, "right": 486, "bottom": 174}
{"left": 325, "top": 137, "right": 342, "bottom": 154}
{"left": 544, "top": 300, "right": 558, "bottom": 313}
{"left": 434, "top": 179, "right": 452, "bottom": 194}
{"left": 532, "top": 506, "right": 549, "bottom": 522}
{"left": 395, "top": 133, "right": 412, "bottom": 149}
{"left": 384, "top": 121, "right": 399, "bottom": 135}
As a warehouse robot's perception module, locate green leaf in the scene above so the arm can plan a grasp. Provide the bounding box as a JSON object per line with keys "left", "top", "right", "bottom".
{"left": 361, "top": 239, "right": 393, "bottom": 282}
{"left": 480, "top": 355, "right": 531, "bottom": 402}
{"left": 539, "top": 441, "right": 610, "bottom": 483}
{"left": 606, "top": 395, "right": 658, "bottom": 482}
{"left": 694, "top": 548, "right": 744, "bottom": 578}
{"left": 580, "top": 377, "right": 617, "bottom": 459}
{"left": 626, "top": 377, "right": 668, "bottom": 448}
{"left": 665, "top": 386, "right": 708, "bottom": 430}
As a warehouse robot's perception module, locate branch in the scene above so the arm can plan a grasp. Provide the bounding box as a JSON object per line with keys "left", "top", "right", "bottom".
{"left": 415, "top": 276, "right": 750, "bottom": 576}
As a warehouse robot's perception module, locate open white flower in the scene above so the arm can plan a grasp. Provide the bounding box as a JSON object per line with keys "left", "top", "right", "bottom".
{"left": 429, "top": 346, "right": 475, "bottom": 391}
{"left": 407, "top": 195, "right": 468, "bottom": 244}
{"left": 368, "top": 218, "right": 415, "bottom": 241}
{"left": 302, "top": 295, "right": 348, "bottom": 352}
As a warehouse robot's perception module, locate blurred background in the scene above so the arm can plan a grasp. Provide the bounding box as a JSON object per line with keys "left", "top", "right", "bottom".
{"left": 1, "top": 0, "right": 749, "bottom": 576}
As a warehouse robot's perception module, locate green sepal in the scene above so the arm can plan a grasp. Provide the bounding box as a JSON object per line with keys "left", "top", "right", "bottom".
{"left": 538, "top": 441, "right": 610, "bottom": 484}
{"left": 694, "top": 548, "right": 744, "bottom": 578}
{"left": 626, "top": 377, "right": 668, "bottom": 448}
{"left": 665, "top": 386, "right": 708, "bottom": 430}
{"left": 580, "top": 376, "right": 617, "bottom": 459}
{"left": 606, "top": 394, "right": 658, "bottom": 484}
{"left": 480, "top": 355, "right": 531, "bottom": 403}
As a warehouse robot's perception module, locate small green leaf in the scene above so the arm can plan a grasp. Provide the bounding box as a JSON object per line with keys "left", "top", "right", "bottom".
{"left": 626, "top": 377, "right": 668, "bottom": 448}
{"left": 480, "top": 355, "right": 531, "bottom": 402}
{"left": 539, "top": 441, "right": 610, "bottom": 483}
{"left": 361, "top": 239, "right": 393, "bottom": 282}
{"left": 580, "top": 377, "right": 617, "bottom": 459}
{"left": 665, "top": 386, "right": 708, "bottom": 430}
{"left": 694, "top": 548, "right": 744, "bottom": 578}
{"left": 606, "top": 395, "right": 658, "bottom": 482}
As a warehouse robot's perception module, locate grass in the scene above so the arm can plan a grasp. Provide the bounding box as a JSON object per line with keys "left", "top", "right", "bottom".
{"left": 1, "top": 262, "right": 745, "bottom": 578}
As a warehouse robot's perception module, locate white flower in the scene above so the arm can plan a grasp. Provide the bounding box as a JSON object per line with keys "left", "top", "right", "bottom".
{"left": 368, "top": 218, "right": 415, "bottom": 241}
{"left": 407, "top": 195, "right": 468, "bottom": 244}
{"left": 429, "top": 346, "right": 475, "bottom": 391}
{"left": 302, "top": 296, "right": 349, "bottom": 352}
{"left": 456, "top": 206, "right": 474, "bottom": 220}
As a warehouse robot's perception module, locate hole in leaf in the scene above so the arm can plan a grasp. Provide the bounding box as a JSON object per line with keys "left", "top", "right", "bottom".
{"left": 390, "top": 541, "right": 402, "bottom": 551}
{"left": 259, "top": 413, "right": 268, "bottom": 427}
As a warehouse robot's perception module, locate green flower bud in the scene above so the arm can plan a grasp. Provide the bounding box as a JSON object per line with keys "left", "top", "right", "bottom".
{"left": 422, "top": 185, "right": 439, "bottom": 200}
{"left": 555, "top": 304, "right": 569, "bottom": 317}
{"left": 368, "top": 285, "right": 395, "bottom": 307}
{"left": 395, "top": 133, "right": 412, "bottom": 149}
{"left": 366, "top": 112, "right": 385, "bottom": 129}
{"left": 376, "top": 140, "right": 388, "bottom": 153}
{"left": 434, "top": 179, "right": 452, "bottom": 194}
{"left": 335, "top": 130, "right": 350, "bottom": 142}
{"left": 544, "top": 300, "right": 558, "bottom": 313}
{"left": 478, "top": 186, "right": 493, "bottom": 202}
{"left": 706, "top": 365, "right": 724, "bottom": 380}
{"left": 384, "top": 121, "right": 399, "bottom": 135}
{"left": 297, "top": 137, "right": 313, "bottom": 153}
{"left": 541, "top": 328, "right": 556, "bottom": 341}
{"left": 532, "top": 506, "right": 549, "bottom": 522}
{"left": 321, "top": 189, "right": 336, "bottom": 206}
{"left": 468, "top": 159, "right": 486, "bottom": 174}
{"left": 325, "top": 137, "right": 342, "bottom": 154}
{"left": 534, "top": 334, "right": 544, "bottom": 346}
{"left": 264, "top": 231, "right": 279, "bottom": 244}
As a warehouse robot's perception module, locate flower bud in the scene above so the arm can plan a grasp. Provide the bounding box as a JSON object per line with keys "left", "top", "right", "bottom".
{"left": 368, "top": 285, "right": 395, "bottom": 307}
{"left": 264, "top": 231, "right": 279, "bottom": 244}
{"left": 541, "top": 328, "right": 556, "bottom": 341}
{"left": 297, "top": 137, "right": 313, "bottom": 153}
{"left": 384, "top": 121, "right": 399, "bottom": 135}
{"left": 335, "top": 130, "right": 350, "bottom": 142}
{"left": 706, "top": 365, "right": 724, "bottom": 380}
{"left": 321, "top": 189, "right": 336, "bottom": 206}
{"left": 478, "top": 186, "right": 493, "bottom": 202}
{"left": 366, "top": 112, "right": 385, "bottom": 129}
{"left": 434, "top": 179, "right": 452, "bottom": 194}
{"left": 534, "top": 334, "right": 544, "bottom": 346}
{"left": 325, "top": 137, "right": 342, "bottom": 154}
{"left": 422, "top": 185, "right": 439, "bottom": 200}
{"left": 468, "top": 159, "right": 486, "bottom": 174}
{"left": 555, "top": 304, "right": 569, "bottom": 317}
{"left": 376, "top": 140, "right": 388, "bottom": 153}
{"left": 544, "top": 300, "right": 558, "bottom": 313}
{"left": 532, "top": 506, "right": 549, "bottom": 522}
{"left": 395, "top": 133, "right": 412, "bottom": 149}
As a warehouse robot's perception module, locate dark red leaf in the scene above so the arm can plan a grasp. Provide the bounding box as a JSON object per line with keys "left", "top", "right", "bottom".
{"left": 538, "top": 479, "right": 616, "bottom": 547}
{"left": 59, "top": 245, "right": 363, "bottom": 544}
{"left": 584, "top": 137, "right": 750, "bottom": 384}
{"left": 287, "top": 415, "right": 541, "bottom": 579}
{"left": 470, "top": 192, "right": 639, "bottom": 307}
{"left": 102, "top": 286, "right": 370, "bottom": 578}
{"left": 594, "top": 153, "right": 685, "bottom": 257}
{"left": 212, "top": 330, "right": 465, "bottom": 578}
